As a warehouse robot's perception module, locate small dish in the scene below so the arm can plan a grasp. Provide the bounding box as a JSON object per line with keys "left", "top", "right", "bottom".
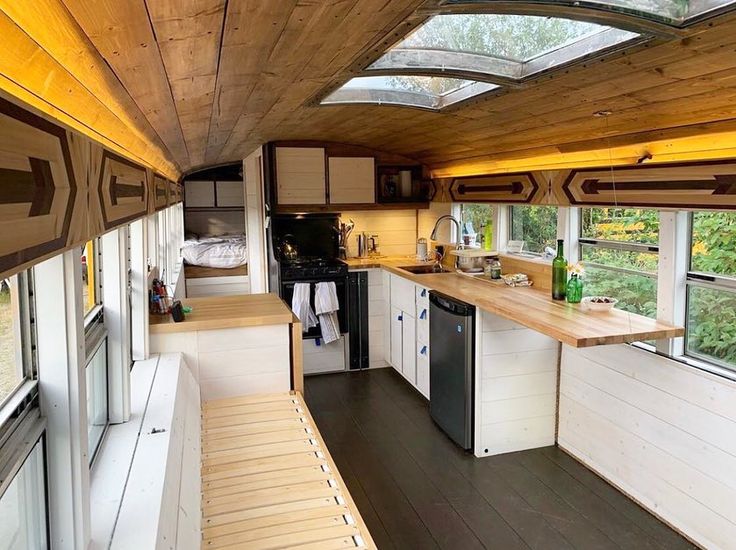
{"left": 581, "top": 296, "right": 618, "bottom": 312}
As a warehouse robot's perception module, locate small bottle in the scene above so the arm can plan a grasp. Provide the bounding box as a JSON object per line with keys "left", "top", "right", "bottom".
{"left": 490, "top": 258, "right": 502, "bottom": 280}
{"left": 552, "top": 239, "right": 567, "bottom": 300}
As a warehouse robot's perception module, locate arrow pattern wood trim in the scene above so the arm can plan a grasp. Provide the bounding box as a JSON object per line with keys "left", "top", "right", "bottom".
{"left": 449, "top": 172, "right": 540, "bottom": 203}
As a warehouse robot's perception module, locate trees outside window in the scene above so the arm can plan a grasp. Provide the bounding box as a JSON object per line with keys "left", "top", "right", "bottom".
{"left": 687, "top": 212, "right": 736, "bottom": 369}
{"left": 579, "top": 208, "right": 659, "bottom": 318}
{"left": 509, "top": 205, "right": 557, "bottom": 254}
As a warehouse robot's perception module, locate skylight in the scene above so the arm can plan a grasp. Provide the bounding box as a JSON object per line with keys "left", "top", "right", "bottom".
{"left": 440, "top": 1, "right": 736, "bottom": 26}
{"left": 368, "top": 14, "right": 640, "bottom": 81}
{"left": 320, "top": 76, "right": 499, "bottom": 110}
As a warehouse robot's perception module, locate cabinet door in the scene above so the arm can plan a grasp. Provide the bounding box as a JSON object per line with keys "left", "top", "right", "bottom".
{"left": 390, "top": 274, "right": 415, "bottom": 314}
{"left": 185, "top": 180, "right": 215, "bottom": 207}
{"left": 215, "top": 180, "right": 244, "bottom": 207}
{"left": 390, "top": 306, "right": 403, "bottom": 373}
{"left": 416, "top": 345, "right": 430, "bottom": 399}
{"left": 402, "top": 312, "right": 416, "bottom": 385}
{"left": 328, "top": 157, "right": 375, "bottom": 204}
{"left": 275, "top": 147, "right": 326, "bottom": 205}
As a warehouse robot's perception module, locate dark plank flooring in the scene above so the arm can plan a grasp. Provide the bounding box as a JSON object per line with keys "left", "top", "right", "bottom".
{"left": 303, "top": 368, "right": 696, "bottom": 550}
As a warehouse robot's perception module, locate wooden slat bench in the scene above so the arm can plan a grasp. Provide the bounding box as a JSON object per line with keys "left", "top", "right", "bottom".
{"left": 201, "top": 392, "right": 375, "bottom": 550}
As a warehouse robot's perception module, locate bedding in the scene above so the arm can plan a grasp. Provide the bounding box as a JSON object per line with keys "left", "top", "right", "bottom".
{"left": 181, "top": 233, "right": 247, "bottom": 269}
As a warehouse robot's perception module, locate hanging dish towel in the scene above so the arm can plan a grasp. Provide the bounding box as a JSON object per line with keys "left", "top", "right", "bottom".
{"left": 314, "top": 281, "right": 340, "bottom": 344}
{"left": 291, "top": 282, "right": 317, "bottom": 332}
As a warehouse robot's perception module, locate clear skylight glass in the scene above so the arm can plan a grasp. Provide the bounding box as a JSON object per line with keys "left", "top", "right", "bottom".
{"left": 440, "top": 1, "right": 736, "bottom": 26}
{"left": 321, "top": 76, "right": 499, "bottom": 110}
{"left": 397, "top": 14, "right": 607, "bottom": 62}
{"left": 368, "top": 14, "right": 640, "bottom": 81}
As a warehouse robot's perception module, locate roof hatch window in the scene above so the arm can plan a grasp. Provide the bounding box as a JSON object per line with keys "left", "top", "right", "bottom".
{"left": 368, "top": 14, "right": 640, "bottom": 80}
{"left": 320, "top": 76, "right": 499, "bottom": 110}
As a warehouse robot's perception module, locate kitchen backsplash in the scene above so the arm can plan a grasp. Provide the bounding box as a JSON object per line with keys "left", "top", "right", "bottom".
{"left": 341, "top": 203, "right": 453, "bottom": 257}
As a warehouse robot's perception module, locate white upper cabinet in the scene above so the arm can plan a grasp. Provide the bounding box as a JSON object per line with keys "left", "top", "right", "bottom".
{"left": 215, "top": 180, "right": 244, "bottom": 207}
{"left": 184, "top": 180, "right": 215, "bottom": 207}
{"left": 275, "top": 147, "right": 327, "bottom": 204}
{"left": 328, "top": 157, "right": 375, "bottom": 204}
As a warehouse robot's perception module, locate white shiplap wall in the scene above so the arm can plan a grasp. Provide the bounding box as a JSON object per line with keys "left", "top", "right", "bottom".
{"left": 559, "top": 344, "right": 736, "bottom": 550}
{"left": 474, "top": 310, "right": 559, "bottom": 458}
{"left": 343, "top": 210, "right": 416, "bottom": 257}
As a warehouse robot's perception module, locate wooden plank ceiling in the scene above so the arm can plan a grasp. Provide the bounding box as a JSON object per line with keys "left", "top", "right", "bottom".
{"left": 3, "top": 1, "right": 736, "bottom": 179}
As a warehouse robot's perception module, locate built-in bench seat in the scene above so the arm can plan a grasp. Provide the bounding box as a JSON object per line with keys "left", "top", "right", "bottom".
{"left": 201, "top": 392, "right": 375, "bottom": 550}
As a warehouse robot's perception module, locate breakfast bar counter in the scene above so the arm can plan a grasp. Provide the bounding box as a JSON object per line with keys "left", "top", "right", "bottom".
{"left": 346, "top": 257, "right": 683, "bottom": 348}
{"left": 149, "top": 293, "right": 301, "bottom": 401}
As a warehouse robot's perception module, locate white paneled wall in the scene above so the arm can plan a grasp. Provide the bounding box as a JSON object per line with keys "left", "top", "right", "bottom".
{"left": 342, "top": 210, "right": 417, "bottom": 257}
{"left": 302, "top": 337, "right": 346, "bottom": 374}
{"left": 474, "top": 310, "right": 559, "bottom": 458}
{"left": 559, "top": 344, "right": 736, "bottom": 549}
{"left": 418, "top": 201, "right": 453, "bottom": 244}
{"left": 367, "top": 269, "right": 388, "bottom": 368}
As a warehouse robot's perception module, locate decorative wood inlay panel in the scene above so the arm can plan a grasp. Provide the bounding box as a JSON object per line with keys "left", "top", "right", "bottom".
{"left": 153, "top": 174, "right": 169, "bottom": 211}
{"left": 0, "top": 96, "right": 76, "bottom": 273}
{"left": 562, "top": 161, "right": 736, "bottom": 209}
{"left": 449, "top": 173, "right": 540, "bottom": 203}
{"left": 98, "top": 151, "right": 148, "bottom": 230}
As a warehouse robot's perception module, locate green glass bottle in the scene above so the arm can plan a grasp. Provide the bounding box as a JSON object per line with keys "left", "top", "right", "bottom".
{"left": 552, "top": 239, "right": 567, "bottom": 300}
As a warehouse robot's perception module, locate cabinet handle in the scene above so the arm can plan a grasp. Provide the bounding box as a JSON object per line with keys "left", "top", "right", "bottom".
{"left": 420, "top": 345, "right": 427, "bottom": 355}
{"left": 420, "top": 309, "right": 427, "bottom": 320}
{"left": 421, "top": 289, "right": 427, "bottom": 297}
{"left": 398, "top": 314, "right": 403, "bottom": 321}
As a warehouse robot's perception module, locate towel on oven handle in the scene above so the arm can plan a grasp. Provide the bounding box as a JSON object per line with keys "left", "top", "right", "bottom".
{"left": 315, "top": 281, "right": 340, "bottom": 344}
{"left": 291, "top": 282, "right": 317, "bottom": 332}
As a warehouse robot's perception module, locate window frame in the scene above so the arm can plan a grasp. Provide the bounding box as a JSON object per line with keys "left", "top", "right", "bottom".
{"left": 508, "top": 204, "right": 559, "bottom": 255}
{"left": 683, "top": 211, "right": 736, "bottom": 372}
{"left": 82, "top": 238, "right": 103, "bottom": 324}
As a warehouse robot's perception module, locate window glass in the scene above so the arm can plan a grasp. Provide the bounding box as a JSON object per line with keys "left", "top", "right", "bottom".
{"left": 509, "top": 205, "right": 558, "bottom": 254}
{"left": 322, "top": 76, "right": 498, "bottom": 110}
{"left": 585, "top": 265, "right": 658, "bottom": 317}
{"left": 398, "top": 14, "right": 609, "bottom": 61}
{"left": 570, "top": 0, "right": 734, "bottom": 23}
{"left": 81, "top": 240, "right": 98, "bottom": 316}
{"left": 581, "top": 245, "right": 658, "bottom": 274}
{"left": 686, "top": 286, "right": 736, "bottom": 369}
{"left": 581, "top": 207, "right": 659, "bottom": 244}
{"left": 86, "top": 338, "right": 108, "bottom": 460}
{"left": 460, "top": 204, "right": 493, "bottom": 247}
{"left": 0, "top": 277, "right": 22, "bottom": 405}
{"left": 690, "top": 211, "right": 736, "bottom": 277}
{"left": 0, "top": 440, "right": 48, "bottom": 549}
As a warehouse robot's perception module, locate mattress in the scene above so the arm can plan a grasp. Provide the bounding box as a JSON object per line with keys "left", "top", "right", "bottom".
{"left": 181, "top": 234, "right": 247, "bottom": 269}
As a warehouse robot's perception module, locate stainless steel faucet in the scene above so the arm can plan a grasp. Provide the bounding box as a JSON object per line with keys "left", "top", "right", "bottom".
{"left": 430, "top": 215, "right": 463, "bottom": 248}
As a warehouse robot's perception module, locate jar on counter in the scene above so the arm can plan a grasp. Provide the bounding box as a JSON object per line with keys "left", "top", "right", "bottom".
{"left": 489, "top": 258, "right": 502, "bottom": 279}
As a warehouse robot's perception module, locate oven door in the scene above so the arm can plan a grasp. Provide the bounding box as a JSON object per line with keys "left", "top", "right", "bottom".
{"left": 281, "top": 277, "right": 347, "bottom": 340}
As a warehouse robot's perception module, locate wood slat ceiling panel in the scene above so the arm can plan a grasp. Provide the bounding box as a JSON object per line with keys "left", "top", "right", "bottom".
{"left": 147, "top": 0, "right": 226, "bottom": 168}
{"left": 0, "top": 0, "right": 180, "bottom": 178}
{"left": 62, "top": 0, "right": 190, "bottom": 168}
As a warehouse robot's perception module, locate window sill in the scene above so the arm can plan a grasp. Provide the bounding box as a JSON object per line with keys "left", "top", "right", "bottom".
{"left": 500, "top": 252, "right": 552, "bottom": 264}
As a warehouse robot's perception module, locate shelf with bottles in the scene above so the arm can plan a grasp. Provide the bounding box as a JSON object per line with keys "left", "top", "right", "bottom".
{"left": 376, "top": 165, "right": 428, "bottom": 204}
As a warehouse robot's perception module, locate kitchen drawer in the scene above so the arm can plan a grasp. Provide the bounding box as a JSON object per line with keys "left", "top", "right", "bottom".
{"left": 390, "top": 274, "right": 415, "bottom": 313}
{"left": 417, "top": 315, "right": 429, "bottom": 343}
{"left": 416, "top": 301, "right": 429, "bottom": 325}
{"left": 415, "top": 285, "right": 430, "bottom": 307}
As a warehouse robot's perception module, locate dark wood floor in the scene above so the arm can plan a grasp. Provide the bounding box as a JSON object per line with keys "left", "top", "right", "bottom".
{"left": 304, "top": 368, "right": 696, "bottom": 550}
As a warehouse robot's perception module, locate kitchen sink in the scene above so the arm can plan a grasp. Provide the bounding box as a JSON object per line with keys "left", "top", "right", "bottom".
{"left": 398, "top": 264, "right": 452, "bottom": 274}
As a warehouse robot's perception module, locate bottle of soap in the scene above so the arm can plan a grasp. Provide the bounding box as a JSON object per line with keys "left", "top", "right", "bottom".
{"left": 552, "top": 239, "right": 567, "bottom": 301}
{"left": 483, "top": 224, "right": 493, "bottom": 251}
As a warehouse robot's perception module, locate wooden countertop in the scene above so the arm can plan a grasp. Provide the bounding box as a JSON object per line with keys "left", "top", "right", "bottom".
{"left": 346, "top": 257, "right": 684, "bottom": 348}
{"left": 149, "top": 293, "right": 294, "bottom": 334}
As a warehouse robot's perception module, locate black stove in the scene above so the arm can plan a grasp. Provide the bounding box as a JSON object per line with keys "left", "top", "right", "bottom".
{"left": 280, "top": 257, "right": 348, "bottom": 281}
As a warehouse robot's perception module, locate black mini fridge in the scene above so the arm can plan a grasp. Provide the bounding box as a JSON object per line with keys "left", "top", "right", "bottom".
{"left": 429, "top": 291, "right": 476, "bottom": 450}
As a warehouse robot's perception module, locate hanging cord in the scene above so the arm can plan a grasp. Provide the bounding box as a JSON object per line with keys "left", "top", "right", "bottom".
{"left": 601, "top": 112, "right": 634, "bottom": 334}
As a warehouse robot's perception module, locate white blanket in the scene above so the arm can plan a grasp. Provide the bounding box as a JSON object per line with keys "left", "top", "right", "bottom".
{"left": 181, "top": 234, "right": 247, "bottom": 269}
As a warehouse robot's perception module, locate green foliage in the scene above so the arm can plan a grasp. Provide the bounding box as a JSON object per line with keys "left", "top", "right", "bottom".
{"left": 460, "top": 204, "right": 493, "bottom": 236}
{"left": 510, "top": 205, "right": 557, "bottom": 254}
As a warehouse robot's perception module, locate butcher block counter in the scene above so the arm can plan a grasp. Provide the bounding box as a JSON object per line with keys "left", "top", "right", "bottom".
{"left": 149, "top": 293, "right": 293, "bottom": 334}
{"left": 345, "top": 256, "right": 683, "bottom": 348}
{"left": 149, "top": 293, "right": 302, "bottom": 401}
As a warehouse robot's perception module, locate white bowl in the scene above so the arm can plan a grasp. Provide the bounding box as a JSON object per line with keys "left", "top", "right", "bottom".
{"left": 582, "top": 296, "right": 618, "bottom": 312}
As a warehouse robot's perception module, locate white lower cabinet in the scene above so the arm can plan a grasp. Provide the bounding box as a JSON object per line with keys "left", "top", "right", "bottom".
{"left": 401, "top": 312, "right": 416, "bottom": 384}
{"left": 386, "top": 272, "right": 429, "bottom": 398}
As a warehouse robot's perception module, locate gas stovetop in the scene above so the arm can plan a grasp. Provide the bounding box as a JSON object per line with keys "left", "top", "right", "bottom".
{"left": 280, "top": 257, "right": 348, "bottom": 280}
